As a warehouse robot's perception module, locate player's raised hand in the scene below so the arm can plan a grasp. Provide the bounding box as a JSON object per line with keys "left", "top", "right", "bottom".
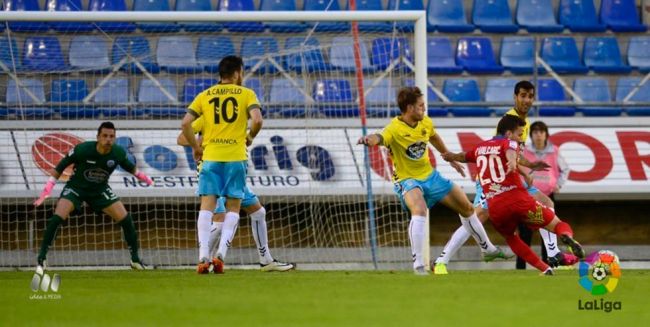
{"left": 357, "top": 136, "right": 369, "bottom": 146}
{"left": 529, "top": 160, "right": 550, "bottom": 171}
{"left": 449, "top": 160, "right": 466, "bottom": 178}
{"left": 441, "top": 152, "right": 454, "bottom": 162}
{"left": 34, "top": 177, "right": 57, "bottom": 207}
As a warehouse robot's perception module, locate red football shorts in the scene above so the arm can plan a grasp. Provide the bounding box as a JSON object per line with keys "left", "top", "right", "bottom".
{"left": 487, "top": 190, "right": 555, "bottom": 236}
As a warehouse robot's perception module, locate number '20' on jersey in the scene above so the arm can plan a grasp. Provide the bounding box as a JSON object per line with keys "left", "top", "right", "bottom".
{"left": 465, "top": 136, "right": 524, "bottom": 201}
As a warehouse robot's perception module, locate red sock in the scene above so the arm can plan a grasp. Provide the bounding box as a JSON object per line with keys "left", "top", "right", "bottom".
{"left": 506, "top": 235, "right": 550, "bottom": 272}
{"left": 554, "top": 221, "right": 573, "bottom": 238}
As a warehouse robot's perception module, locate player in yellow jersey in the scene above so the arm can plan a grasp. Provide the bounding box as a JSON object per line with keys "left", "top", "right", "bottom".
{"left": 181, "top": 55, "right": 263, "bottom": 273}
{"left": 358, "top": 86, "right": 508, "bottom": 275}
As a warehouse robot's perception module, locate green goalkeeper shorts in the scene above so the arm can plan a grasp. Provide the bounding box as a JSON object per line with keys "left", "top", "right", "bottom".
{"left": 59, "top": 185, "right": 120, "bottom": 213}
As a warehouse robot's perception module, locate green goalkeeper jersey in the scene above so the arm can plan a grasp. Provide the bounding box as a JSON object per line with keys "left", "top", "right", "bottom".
{"left": 54, "top": 141, "right": 135, "bottom": 194}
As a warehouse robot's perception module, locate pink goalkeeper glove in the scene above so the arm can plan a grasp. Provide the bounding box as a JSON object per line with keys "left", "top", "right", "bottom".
{"left": 34, "top": 177, "right": 56, "bottom": 207}
{"left": 134, "top": 171, "right": 153, "bottom": 186}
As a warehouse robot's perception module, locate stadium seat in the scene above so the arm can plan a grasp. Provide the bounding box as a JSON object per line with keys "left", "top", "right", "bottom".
{"left": 405, "top": 79, "right": 445, "bottom": 116}
{"left": 329, "top": 37, "right": 374, "bottom": 73}
{"left": 558, "top": 0, "right": 606, "bottom": 32}
{"left": 260, "top": 0, "right": 306, "bottom": 32}
{"left": 616, "top": 78, "right": 650, "bottom": 116}
{"left": 5, "top": 79, "right": 50, "bottom": 118}
{"left": 485, "top": 78, "right": 517, "bottom": 115}
{"left": 537, "top": 79, "right": 574, "bottom": 116}
{"left": 371, "top": 37, "right": 412, "bottom": 72}
{"left": 284, "top": 37, "right": 331, "bottom": 73}
{"left": 175, "top": 0, "right": 222, "bottom": 32}
{"left": 599, "top": 0, "right": 647, "bottom": 32}
{"left": 47, "top": 0, "right": 94, "bottom": 32}
{"left": 112, "top": 36, "right": 159, "bottom": 74}
{"left": 5, "top": 0, "right": 49, "bottom": 32}
{"left": 137, "top": 78, "right": 183, "bottom": 118}
{"left": 89, "top": 0, "right": 135, "bottom": 33}
{"left": 455, "top": 37, "right": 504, "bottom": 74}
{"left": 472, "top": 0, "right": 518, "bottom": 33}
{"left": 344, "top": 0, "right": 393, "bottom": 32}
{"left": 573, "top": 78, "right": 621, "bottom": 116}
{"left": 156, "top": 36, "right": 202, "bottom": 74}
{"left": 92, "top": 78, "right": 130, "bottom": 117}
{"left": 182, "top": 78, "right": 218, "bottom": 103}
{"left": 0, "top": 37, "right": 21, "bottom": 71}
{"left": 427, "top": 37, "right": 462, "bottom": 74}
{"left": 364, "top": 78, "right": 401, "bottom": 118}
{"left": 314, "top": 80, "right": 357, "bottom": 117}
{"left": 443, "top": 79, "right": 489, "bottom": 117}
{"left": 426, "top": 0, "right": 474, "bottom": 32}
{"left": 269, "top": 78, "right": 308, "bottom": 117}
{"left": 50, "top": 79, "right": 97, "bottom": 118}
{"left": 500, "top": 36, "right": 534, "bottom": 74}
{"left": 627, "top": 36, "right": 650, "bottom": 73}
{"left": 197, "top": 36, "right": 236, "bottom": 73}
{"left": 218, "top": 0, "right": 265, "bottom": 33}
{"left": 241, "top": 37, "right": 280, "bottom": 75}
{"left": 515, "top": 0, "right": 564, "bottom": 33}
{"left": 69, "top": 36, "right": 111, "bottom": 73}
{"left": 539, "top": 37, "right": 588, "bottom": 74}
{"left": 22, "top": 37, "right": 67, "bottom": 72}
{"left": 387, "top": 0, "right": 424, "bottom": 32}
{"left": 303, "top": 0, "right": 350, "bottom": 32}
{"left": 133, "top": 0, "right": 180, "bottom": 33}
{"left": 244, "top": 78, "right": 265, "bottom": 104}
{"left": 583, "top": 37, "right": 631, "bottom": 74}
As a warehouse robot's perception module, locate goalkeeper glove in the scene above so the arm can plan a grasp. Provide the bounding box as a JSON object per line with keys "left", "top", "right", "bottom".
{"left": 34, "top": 177, "right": 56, "bottom": 207}
{"left": 134, "top": 171, "right": 153, "bottom": 186}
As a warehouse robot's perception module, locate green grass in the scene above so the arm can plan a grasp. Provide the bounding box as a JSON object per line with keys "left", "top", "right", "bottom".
{"left": 1, "top": 269, "right": 647, "bottom": 326}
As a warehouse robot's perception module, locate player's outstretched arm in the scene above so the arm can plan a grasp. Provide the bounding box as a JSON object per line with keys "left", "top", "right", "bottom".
{"left": 517, "top": 165, "right": 534, "bottom": 187}
{"left": 131, "top": 168, "right": 153, "bottom": 186}
{"left": 34, "top": 170, "right": 62, "bottom": 207}
{"left": 177, "top": 132, "right": 189, "bottom": 146}
{"left": 431, "top": 134, "right": 467, "bottom": 177}
{"left": 505, "top": 149, "right": 518, "bottom": 175}
{"left": 357, "top": 134, "right": 382, "bottom": 147}
{"left": 518, "top": 155, "right": 550, "bottom": 171}
{"left": 441, "top": 152, "right": 467, "bottom": 163}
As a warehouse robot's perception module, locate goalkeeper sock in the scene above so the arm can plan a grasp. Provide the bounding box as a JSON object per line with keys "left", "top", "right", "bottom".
{"left": 197, "top": 210, "right": 212, "bottom": 261}
{"left": 539, "top": 229, "right": 560, "bottom": 257}
{"left": 408, "top": 216, "right": 427, "bottom": 269}
{"left": 436, "top": 225, "right": 471, "bottom": 265}
{"left": 250, "top": 207, "right": 274, "bottom": 265}
{"left": 118, "top": 214, "right": 140, "bottom": 262}
{"left": 37, "top": 215, "right": 64, "bottom": 262}
{"left": 459, "top": 213, "right": 498, "bottom": 253}
{"left": 216, "top": 212, "right": 240, "bottom": 260}
{"left": 208, "top": 221, "right": 223, "bottom": 258}
{"left": 505, "top": 234, "right": 549, "bottom": 272}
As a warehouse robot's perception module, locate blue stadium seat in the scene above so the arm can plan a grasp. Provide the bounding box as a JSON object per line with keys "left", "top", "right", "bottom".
{"left": 244, "top": 78, "right": 265, "bottom": 104}
{"left": 89, "top": 0, "right": 135, "bottom": 33}
{"left": 157, "top": 37, "right": 202, "bottom": 74}
{"left": 371, "top": 37, "right": 412, "bottom": 72}
{"left": 182, "top": 78, "right": 218, "bottom": 103}
{"left": 455, "top": 37, "right": 503, "bottom": 74}
{"left": 22, "top": 37, "right": 67, "bottom": 72}
{"left": 516, "top": 0, "right": 564, "bottom": 33}
{"left": 260, "top": 0, "right": 306, "bottom": 32}
{"left": 241, "top": 37, "right": 280, "bottom": 75}
{"left": 329, "top": 37, "right": 374, "bottom": 73}
{"left": 134, "top": 0, "right": 180, "bottom": 33}
{"left": 627, "top": 36, "right": 650, "bottom": 73}
{"left": 269, "top": 78, "right": 308, "bottom": 117}
{"left": 540, "top": 37, "right": 588, "bottom": 74}
{"left": 284, "top": 37, "right": 331, "bottom": 73}
{"left": 387, "top": 0, "right": 424, "bottom": 32}
{"left": 443, "top": 79, "right": 489, "bottom": 117}
{"left": 558, "top": 0, "right": 606, "bottom": 32}
{"left": 537, "top": 79, "right": 574, "bottom": 116}
{"left": 345, "top": 0, "right": 393, "bottom": 32}
{"left": 485, "top": 78, "right": 517, "bottom": 115}
{"left": 5, "top": 0, "right": 49, "bottom": 32}
{"left": 6, "top": 79, "right": 50, "bottom": 118}
{"left": 0, "top": 37, "right": 21, "bottom": 71}
{"left": 175, "top": 0, "right": 222, "bottom": 32}
{"left": 92, "top": 78, "right": 130, "bottom": 117}
{"left": 404, "top": 79, "right": 445, "bottom": 116}
{"left": 137, "top": 78, "right": 183, "bottom": 118}
{"left": 599, "top": 0, "right": 646, "bottom": 32}
{"left": 47, "top": 0, "right": 93, "bottom": 32}
{"left": 573, "top": 78, "right": 620, "bottom": 116}
{"left": 218, "top": 0, "right": 265, "bottom": 33}
{"left": 472, "top": 0, "right": 518, "bottom": 33}
{"left": 426, "top": 0, "right": 474, "bottom": 32}
{"left": 50, "top": 79, "right": 97, "bottom": 118}
{"left": 112, "top": 36, "right": 159, "bottom": 74}
{"left": 583, "top": 37, "right": 631, "bottom": 74}
{"left": 197, "top": 36, "right": 235, "bottom": 73}
{"left": 616, "top": 78, "right": 650, "bottom": 116}
{"left": 303, "top": 0, "right": 349, "bottom": 32}
{"left": 364, "top": 78, "right": 400, "bottom": 118}
{"left": 69, "top": 36, "right": 110, "bottom": 72}
{"left": 427, "top": 37, "right": 461, "bottom": 74}
{"left": 500, "top": 37, "right": 534, "bottom": 74}
{"left": 314, "top": 79, "right": 357, "bottom": 117}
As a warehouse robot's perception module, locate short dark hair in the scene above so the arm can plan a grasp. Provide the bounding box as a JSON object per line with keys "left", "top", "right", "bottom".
{"left": 514, "top": 80, "right": 535, "bottom": 95}
{"left": 530, "top": 121, "right": 549, "bottom": 145}
{"left": 496, "top": 115, "right": 526, "bottom": 136}
{"left": 97, "top": 121, "right": 115, "bottom": 136}
{"left": 397, "top": 86, "right": 423, "bottom": 113}
{"left": 218, "top": 55, "right": 244, "bottom": 79}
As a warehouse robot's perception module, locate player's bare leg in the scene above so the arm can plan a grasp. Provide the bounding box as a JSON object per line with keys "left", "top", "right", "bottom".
{"left": 36, "top": 198, "right": 75, "bottom": 271}
{"left": 243, "top": 203, "right": 295, "bottom": 272}
{"left": 104, "top": 201, "right": 146, "bottom": 270}
{"left": 403, "top": 188, "right": 429, "bottom": 275}
{"left": 197, "top": 195, "right": 218, "bottom": 274}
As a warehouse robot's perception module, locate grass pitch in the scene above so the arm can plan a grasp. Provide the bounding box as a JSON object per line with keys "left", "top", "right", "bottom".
{"left": 1, "top": 269, "right": 647, "bottom": 326}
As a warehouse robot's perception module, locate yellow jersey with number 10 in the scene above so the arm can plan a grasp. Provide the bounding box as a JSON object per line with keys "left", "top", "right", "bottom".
{"left": 379, "top": 116, "right": 436, "bottom": 182}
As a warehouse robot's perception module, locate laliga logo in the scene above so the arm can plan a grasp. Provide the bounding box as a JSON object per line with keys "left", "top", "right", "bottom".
{"left": 578, "top": 250, "right": 622, "bottom": 295}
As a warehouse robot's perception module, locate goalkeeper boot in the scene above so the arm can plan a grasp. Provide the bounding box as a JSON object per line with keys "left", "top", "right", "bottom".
{"left": 483, "top": 247, "right": 514, "bottom": 262}
{"left": 560, "top": 235, "right": 585, "bottom": 259}
{"left": 196, "top": 257, "right": 212, "bottom": 274}
{"left": 261, "top": 260, "right": 295, "bottom": 272}
{"left": 36, "top": 258, "right": 47, "bottom": 275}
{"left": 414, "top": 266, "right": 428, "bottom": 276}
{"left": 130, "top": 260, "right": 148, "bottom": 270}
{"left": 211, "top": 257, "right": 224, "bottom": 274}
{"left": 433, "top": 262, "right": 448, "bottom": 275}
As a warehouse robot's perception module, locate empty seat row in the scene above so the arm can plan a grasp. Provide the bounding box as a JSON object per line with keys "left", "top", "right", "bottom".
{"left": 3, "top": 0, "right": 646, "bottom": 33}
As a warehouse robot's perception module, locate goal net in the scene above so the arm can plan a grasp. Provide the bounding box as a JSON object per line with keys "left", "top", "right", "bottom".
{"left": 0, "top": 9, "right": 430, "bottom": 270}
